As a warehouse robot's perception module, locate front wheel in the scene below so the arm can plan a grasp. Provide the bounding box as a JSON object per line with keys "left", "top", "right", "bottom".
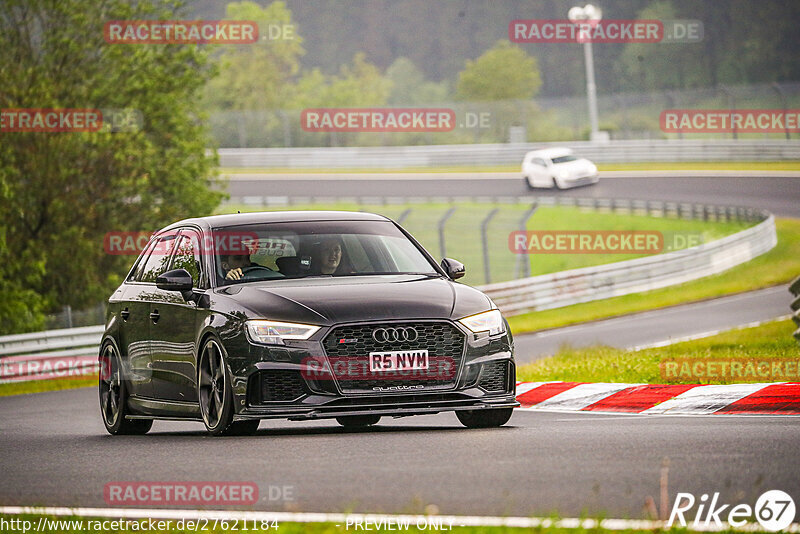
{"left": 456, "top": 408, "right": 513, "bottom": 428}
{"left": 198, "top": 338, "right": 240, "bottom": 436}
{"left": 99, "top": 343, "right": 152, "bottom": 435}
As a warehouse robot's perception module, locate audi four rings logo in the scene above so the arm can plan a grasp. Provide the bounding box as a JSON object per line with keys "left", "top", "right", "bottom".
{"left": 372, "top": 327, "right": 418, "bottom": 343}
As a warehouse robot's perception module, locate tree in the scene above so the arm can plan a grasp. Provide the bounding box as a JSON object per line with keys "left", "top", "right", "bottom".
{"left": 0, "top": 0, "right": 223, "bottom": 332}
{"left": 205, "top": 1, "right": 304, "bottom": 111}
{"left": 456, "top": 40, "right": 542, "bottom": 102}
{"left": 385, "top": 58, "right": 450, "bottom": 105}
{"left": 616, "top": 1, "right": 705, "bottom": 91}
{"left": 289, "top": 53, "right": 391, "bottom": 108}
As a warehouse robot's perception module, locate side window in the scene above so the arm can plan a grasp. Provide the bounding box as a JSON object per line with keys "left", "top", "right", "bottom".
{"left": 170, "top": 231, "right": 203, "bottom": 287}
{"left": 533, "top": 158, "right": 546, "bottom": 167}
{"left": 139, "top": 234, "right": 178, "bottom": 283}
{"left": 129, "top": 238, "right": 157, "bottom": 282}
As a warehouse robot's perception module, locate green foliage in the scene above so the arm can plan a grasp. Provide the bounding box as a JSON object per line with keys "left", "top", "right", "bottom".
{"left": 0, "top": 0, "right": 223, "bottom": 332}
{"left": 517, "top": 319, "right": 800, "bottom": 385}
{"left": 455, "top": 40, "right": 542, "bottom": 102}
{"left": 385, "top": 58, "right": 450, "bottom": 105}
{"left": 289, "top": 53, "right": 391, "bottom": 108}
{"left": 205, "top": 1, "right": 305, "bottom": 111}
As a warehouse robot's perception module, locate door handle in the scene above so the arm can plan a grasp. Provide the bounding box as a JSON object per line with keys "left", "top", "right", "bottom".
{"left": 120, "top": 308, "right": 130, "bottom": 320}
{"left": 149, "top": 309, "right": 160, "bottom": 323}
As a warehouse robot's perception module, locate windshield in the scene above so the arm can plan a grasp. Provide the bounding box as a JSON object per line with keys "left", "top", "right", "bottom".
{"left": 551, "top": 155, "right": 578, "bottom": 164}
{"left": 213, "top": 219, "right": 438, "bottom": 285}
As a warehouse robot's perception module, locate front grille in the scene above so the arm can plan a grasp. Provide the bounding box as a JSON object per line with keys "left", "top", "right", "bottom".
{"left": 478, "top": 360, "right": 509, "bottom": 393}
{"left": 250, "top": 370, "right": 308, "bottom": 403}
{"left": 323, "top": 322, "right": 466, "bottom": 394}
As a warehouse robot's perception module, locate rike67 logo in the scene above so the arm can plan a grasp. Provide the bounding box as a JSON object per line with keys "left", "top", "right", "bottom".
{"left": 668, "top": 490, "right": 796, "bottom": 531}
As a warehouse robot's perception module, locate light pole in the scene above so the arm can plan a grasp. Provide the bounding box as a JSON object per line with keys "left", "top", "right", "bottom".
{"left": 568, "top": 4, "right": 602, "bottom": 141}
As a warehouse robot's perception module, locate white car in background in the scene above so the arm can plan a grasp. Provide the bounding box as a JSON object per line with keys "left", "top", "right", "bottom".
{"left": 522, "top": 148, "right": 599, "bottom": 189}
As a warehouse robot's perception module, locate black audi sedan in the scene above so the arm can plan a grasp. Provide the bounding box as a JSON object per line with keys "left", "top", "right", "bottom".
{"left": 99, "top": 211, "right": 517, "bottom": 436}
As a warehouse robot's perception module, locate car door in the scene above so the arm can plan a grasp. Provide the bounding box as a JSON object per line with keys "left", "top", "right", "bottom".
{"left": 113, "top": 239, "right": 158, "bottom": 399}
{"left": 532, "top": 157, "right": 548, "bottom": 186}
{"left": 149, "top": 229, "right": 204, "bottom": 402}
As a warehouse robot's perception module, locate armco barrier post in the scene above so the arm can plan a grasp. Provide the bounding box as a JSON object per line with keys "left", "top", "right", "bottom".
{"left": 480, "top": 208, "right": 500, "bottom": 284}
{"left": 790, "top": 275, "right": 800, "bottom": 343}
{"left": 438, "top": 207, "right": 457, "bottom": 259}
{"left": 514, "top": 203, "right": 538, "bottom": 279}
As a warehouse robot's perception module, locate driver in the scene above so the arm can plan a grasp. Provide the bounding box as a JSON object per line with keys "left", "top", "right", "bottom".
{"left": 221, "top": 253, "right": 258, "bottom": 281}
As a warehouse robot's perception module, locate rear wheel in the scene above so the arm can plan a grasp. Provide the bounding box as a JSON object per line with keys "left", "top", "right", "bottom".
{"left": 336, "top": 415, "right": 381, "bottom": 428}
{"left": 99, "top": 343, "right": 152, "bottom": 435}
{"left": 524, "top": 176, "right": 536, "bottom": 190}
{"left": 456, "top": 408, "right": 513, "bottom": 428}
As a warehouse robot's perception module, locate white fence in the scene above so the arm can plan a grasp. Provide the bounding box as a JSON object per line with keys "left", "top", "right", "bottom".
{"left": 218, "top": 140, "right": 800, "bottom": 168}
{"left": 0, "top": 325, "right": 103, "bottom": 382}
{"left": 478, "top": 214, "right": 776, "bottom": 314}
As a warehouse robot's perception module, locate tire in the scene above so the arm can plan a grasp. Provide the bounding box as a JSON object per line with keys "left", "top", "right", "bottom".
{"left": 551, "top": 176, "right": 562, "bottom": 189}
{"left": 456, "top": 408, "right": 513, "bottom": 429}
{"left": 336, "top": 415, "right": 381, "bottom": 428}
{"left": 99, "top": 342, "right": 153, "bottom": 435}
{"left": 198, "top": 337, "right": 240, "bottom": 436}
{"left": 524, "top": 176, "right": 536, "bottom": 190}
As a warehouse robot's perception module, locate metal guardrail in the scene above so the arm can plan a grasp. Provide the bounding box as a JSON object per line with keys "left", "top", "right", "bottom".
{"left": 791, "top": 276, "right": 800, "bottom": 343}
{"left": 0, "top": 325, "right": 103, "bottom": 382}
{"left": 217, "top": 140, "right": 800, "bottom": 168}
{"left": 479, "top": 213, "right": 776, "bottom": 314}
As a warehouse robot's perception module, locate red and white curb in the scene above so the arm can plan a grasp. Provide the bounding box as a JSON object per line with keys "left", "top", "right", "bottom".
{"left": 515, "top": 381, "right": 800, "bottom": 415}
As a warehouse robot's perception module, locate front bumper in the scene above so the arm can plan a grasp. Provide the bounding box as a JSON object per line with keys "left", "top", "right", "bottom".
{"left": 234, "top": 391, "right": 519, "bottom": 421}
{"left": 223, "top": 319, "right": 517, "bottom": 420}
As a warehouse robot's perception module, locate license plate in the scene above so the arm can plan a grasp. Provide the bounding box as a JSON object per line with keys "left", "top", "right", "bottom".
{"left": 368, "top": 350, "right": 429, "bottom": 372}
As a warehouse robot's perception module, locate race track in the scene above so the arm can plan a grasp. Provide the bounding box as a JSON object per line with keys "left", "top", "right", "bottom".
{"left": 1, "top": 172, "right": 798, "bottom": 521}
{"left": 0, "top": 387, "right": 798, "bottom": 518}
{"left": 225, "top": 173, "right": 800, "bottom": 218}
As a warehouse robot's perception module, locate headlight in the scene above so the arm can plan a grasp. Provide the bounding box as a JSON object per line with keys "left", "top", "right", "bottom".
{"left": 558, "top": 170, "right": 570, "bottom": 179}
{"left": 245, "top": 320, "right": 320, "bottom": 345}
{"left": 458, "top": 309, "right": 506, "bottom": 336}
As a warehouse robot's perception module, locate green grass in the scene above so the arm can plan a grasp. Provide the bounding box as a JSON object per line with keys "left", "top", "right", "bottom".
{"left": 508, "top": 218, "right": 800, "bottom": 334}
{"left": 0, "top": 375, "right": 97, "bottom": 397}
{"left": 216, "top": 202, "right": 748, "bottom": 287}
{"left": 517, "top": 318, "right": 799, "bottom": 385}
{"left": 219, "top": 161, "right": 800, "bottom": 174}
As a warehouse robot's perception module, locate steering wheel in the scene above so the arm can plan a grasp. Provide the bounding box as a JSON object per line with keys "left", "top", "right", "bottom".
{"left": 239, "top": 265, "right": 281, "bottom": 280}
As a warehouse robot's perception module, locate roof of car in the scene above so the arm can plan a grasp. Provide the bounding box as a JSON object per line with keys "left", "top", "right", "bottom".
{"left": 524, "top": 147, "right": 574, "bottom": 159}
{"left": 161, "top": 211, "right": 390, "bottom": 232}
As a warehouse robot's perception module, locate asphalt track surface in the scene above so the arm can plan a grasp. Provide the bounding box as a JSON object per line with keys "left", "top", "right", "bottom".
{"left": 225, "top": 173, "right": 800, "bottom": 218}
{"left": 1, "top": 387, "right": 799, "bottom": 518}
{"left": 2, "top": 172, "right": 799, "bottom": 519}
{"left": 513, "top": 286, "right": 793, "bottom": 362}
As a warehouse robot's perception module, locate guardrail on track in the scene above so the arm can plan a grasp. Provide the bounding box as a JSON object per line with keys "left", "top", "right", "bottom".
{"left": 479, "top": 213, "right": 776, "bottom": 315}
{"left": 0, "top": 325, "right": 103, "bottom": 382}
{"left": 217, "top": 140, "right": 800, "bottom": 168}
{"left": 791, "top": 276, "right": 800, "bottom": 343}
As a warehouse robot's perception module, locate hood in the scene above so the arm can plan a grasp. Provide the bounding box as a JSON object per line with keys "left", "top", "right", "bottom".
{"left": 554, "top": 158, "right": 595, "bottom": 177}
{"left": 214, "top": 274, "right": 493, "bottom": 326}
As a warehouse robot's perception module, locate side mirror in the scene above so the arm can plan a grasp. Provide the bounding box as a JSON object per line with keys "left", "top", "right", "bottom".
{"left": 156, "top": 268, "right": 193, "bottom": 292}
{"left": 441, "top": 258, "right": 465, "bottom": 280}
